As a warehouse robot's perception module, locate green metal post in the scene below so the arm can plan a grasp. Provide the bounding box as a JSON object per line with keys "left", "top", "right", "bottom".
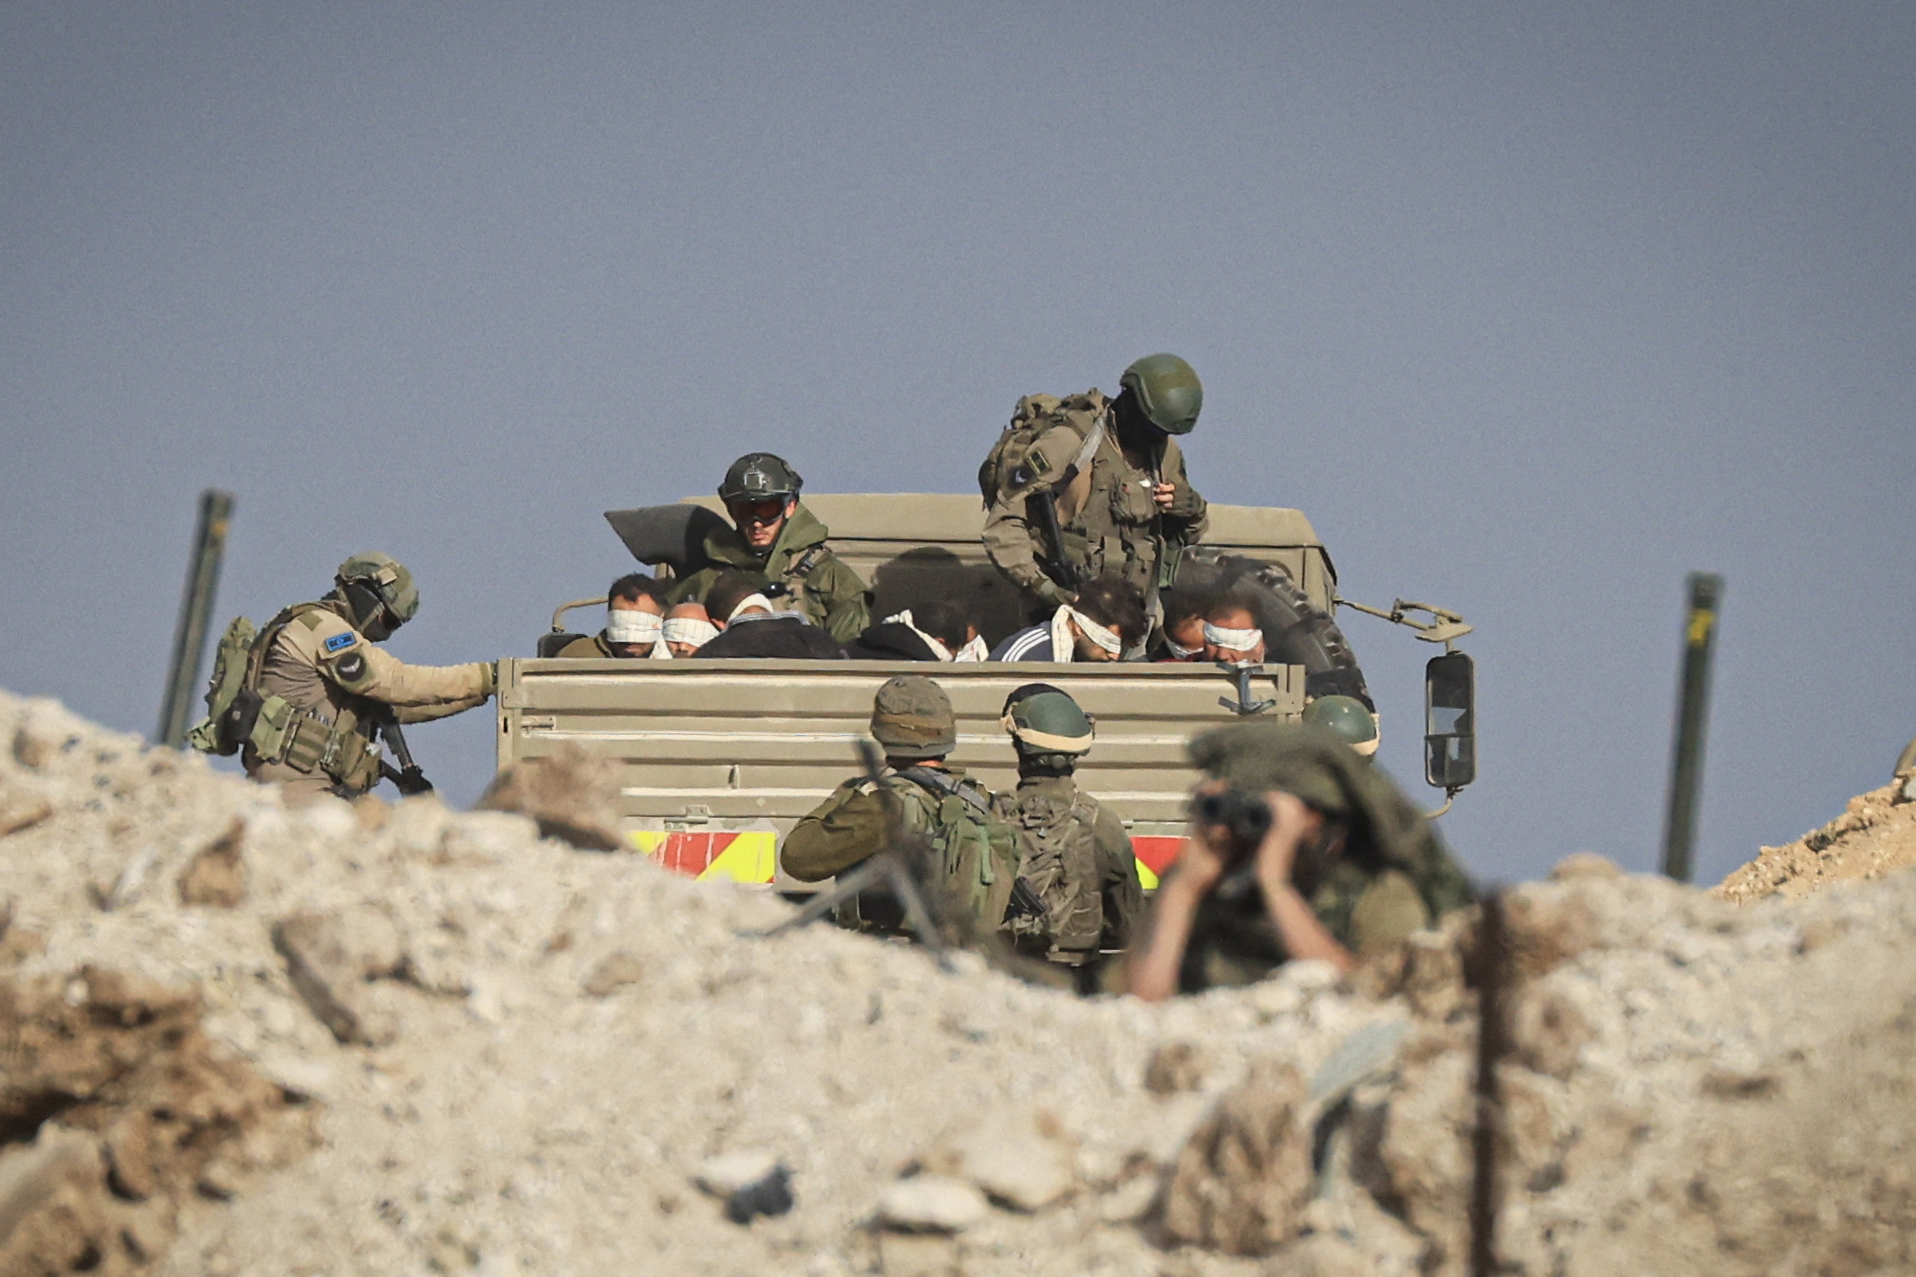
{"left": 156, "top": 490, "right": 236, "bottom": 748}
{"left": 1660, "top": 572, "right": 1723, "bottom": 882}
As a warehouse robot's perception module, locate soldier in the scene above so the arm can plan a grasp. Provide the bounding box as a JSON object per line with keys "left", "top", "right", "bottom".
{"left": 555, "top": 574, "right": 667, "bottom": 658}
{"left": 1126, "top": 720, "right": 1474, "bottom": 1000}
{"left": 995, "top": 684, "right": 1142, "bottom": 969}
{"left": 988, "top": 574, "right": 1147, "bottom": 663}
{"left": 781, "top": 675, "right": 1019, "bottom": 939}
{"left": 665, "top": 452, "right": 872, "bottom": 642}
{"left": 980, "top": 353, "right": 1208, "bottom": 614}
{"left": 238, "top": 552, "right": 494, "bottom": 804}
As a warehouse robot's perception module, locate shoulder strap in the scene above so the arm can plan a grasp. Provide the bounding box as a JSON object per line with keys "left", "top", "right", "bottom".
{"left": 897, "top": 766, "right": 993, "bottom": 818}
{"left": 786, "top": 545, "right": 827, "bottom": 580}
{"left": 244, "top": 602, "right": 329, "bottom": 691}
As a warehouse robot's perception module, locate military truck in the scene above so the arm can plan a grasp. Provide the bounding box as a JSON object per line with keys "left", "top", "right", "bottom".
{"left": 497, "top": 493, "right": 1475, "bottom": 888}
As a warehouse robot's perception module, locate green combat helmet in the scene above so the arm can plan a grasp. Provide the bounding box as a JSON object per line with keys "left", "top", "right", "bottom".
{"left": 1000, "top": 683, "right": 1094, "bottom": 769}
{"left": 1303, "top": 695, "right": 1380, "bottom": 758}
{"left": 719, "top": 452, "right": 803, "bottom": 503}
{"left": 871, "top": 675, "right": 956, "bottom": 762}
{"left": 335, "top": 551, "right": 419, "bottom": 639}
{"left": 1119, "top": 353, "right": 1203, "bottom": 436}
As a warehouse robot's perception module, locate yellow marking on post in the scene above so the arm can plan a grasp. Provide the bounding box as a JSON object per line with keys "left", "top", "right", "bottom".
{"left": 1687, "top": 609, "right": 1714, "bottom": 646}
{"left": 697, "top": 832, "right": 778, "bottom": 883}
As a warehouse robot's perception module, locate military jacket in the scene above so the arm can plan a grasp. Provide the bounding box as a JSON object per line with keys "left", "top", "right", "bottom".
{"left": 245, "top": 599, "right": 493, "bottom": 795}
{"left": 1176, "top": 839, "right": 1471, "bottom": 995}
{"left": 780, "top": 765, "right": 1019, "bottom": 938}
{"left": 666, "top": 503, "right": 872, "bottom": 642}
{"left": 982, "top": 391, "right": 1208, "bottom": 607}
{"left": 995, "top": 774, "right": 1142, "bottom": 964}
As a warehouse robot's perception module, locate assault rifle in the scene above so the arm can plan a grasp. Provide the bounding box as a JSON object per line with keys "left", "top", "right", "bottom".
{"left": 376, "top": 719, "right": 434, "bottom": 796}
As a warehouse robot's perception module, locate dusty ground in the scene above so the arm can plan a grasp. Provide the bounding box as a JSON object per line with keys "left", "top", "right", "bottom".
{"left": 1, "top": 688, "right": 1912, "bottom": 1276}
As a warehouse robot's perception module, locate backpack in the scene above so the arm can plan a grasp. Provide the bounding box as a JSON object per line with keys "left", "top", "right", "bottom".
{"left": 186, "top": 615, "right": 259, "bottom": 755}
{"left": 976, "top": 391, "right": 1109, "bottom": 508}
{"left": 1001, "top": 785, "right": 1106, "bottom": 957}
{"left": 892, "top": 769, "right": 1021, "bottom": 937}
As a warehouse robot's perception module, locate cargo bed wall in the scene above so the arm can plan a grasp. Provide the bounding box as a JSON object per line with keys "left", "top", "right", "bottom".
{"left": 497, "top": 658, "right": 1303, "bottom": 884}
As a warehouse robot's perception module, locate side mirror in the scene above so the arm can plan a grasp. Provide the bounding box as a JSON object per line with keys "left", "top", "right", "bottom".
{"left": 1424, "top": 652, "right": 1476, "bottom": 790}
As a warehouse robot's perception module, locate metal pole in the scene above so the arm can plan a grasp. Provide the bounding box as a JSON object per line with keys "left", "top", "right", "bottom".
{"left": 1660, "top": 572, "right": 1723, "bottom": 882}
{"left": 156, "top": 489, "right": 235, "bottom": 747}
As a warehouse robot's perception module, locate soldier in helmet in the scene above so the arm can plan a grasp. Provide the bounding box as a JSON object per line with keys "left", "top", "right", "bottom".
{"left": 995, "top": 684, "right": 1142, "bottom": 970}
{"left": 1126, "top": 720, "right": 1474, "bottom": 1000}
{"left": 665, "top": 452, "right": 873, "bottom": 643}
{"left": 781, "top": 675, "right": 1019, "bottom": 939}
{"left": 980, "top": 354, "right": 1209, "bottom": 614}
{"left": 1302, "top": 695, "right": 1381, "bottom": 759}
{"left": 241, "top": 552, "right": 496, "bottom": 803}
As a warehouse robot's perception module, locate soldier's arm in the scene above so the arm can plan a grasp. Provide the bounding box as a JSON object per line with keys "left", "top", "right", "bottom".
{"left": 306, "top": 615, "right": 495, "bottom": 713}
{"left": 393, "top": 693, "right": 489, "bottom": 725}
{"left": 1162, "top": 446, "right": 1208, "bottom": 538}
{"left": 1093, "top": 807, "right": 1144, "bottom": 949}
{"left": 779, "top": 784, "right": 892, "bottom": 881}
{"left": 982, "top": 496, "right": 1076, "bottom": 609}
{"left": 813, "top": 558, "right": 873, "bottom": 643}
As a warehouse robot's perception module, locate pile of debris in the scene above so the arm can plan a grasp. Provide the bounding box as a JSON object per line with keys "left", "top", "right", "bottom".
{"left": 1717, "top": 778, "right": 1916, "bottom": 903}
{"left": 1, "top": 689, "right": 1911, "bottom": 1276}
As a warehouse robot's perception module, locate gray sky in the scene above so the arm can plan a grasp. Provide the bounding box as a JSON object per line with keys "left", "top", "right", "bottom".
{"left": 4, "top": 2, "right": 1912, "bottom": 885}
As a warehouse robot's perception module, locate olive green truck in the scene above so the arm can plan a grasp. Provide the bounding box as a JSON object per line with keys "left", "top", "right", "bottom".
{"left": 495, "top": 494, "right": 1475, "bottom": 888}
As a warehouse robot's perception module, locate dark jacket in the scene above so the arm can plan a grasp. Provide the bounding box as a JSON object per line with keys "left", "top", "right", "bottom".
{"left": 692, "top": 613, "right": 846, "bottom": 660}
{"left": 844, "top": 622, "right": 940, "bottom": 661}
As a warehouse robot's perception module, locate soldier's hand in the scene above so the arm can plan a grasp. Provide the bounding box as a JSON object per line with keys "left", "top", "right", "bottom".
{"left": 1254, "top": 792, "right": 1325, "bottom": 896}
{"left": 1173, "top": 782, "right": 1236, "bottom": 894}
{"left": 1152, "top": 482, "right": 1177, "bottom": 511}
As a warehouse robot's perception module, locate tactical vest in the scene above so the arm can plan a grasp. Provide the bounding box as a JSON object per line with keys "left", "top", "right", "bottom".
{"left": 186, "top": 605, "right": 382, "bottom": 793}
{"left": 1000, "top": 780, "right": 1107, "bottom": 964}
{"left": 834, "top": 769, "right": 1020, "bottom": 939}
{"left": 980, "top": 390, "right": 1187, "bottom": 595}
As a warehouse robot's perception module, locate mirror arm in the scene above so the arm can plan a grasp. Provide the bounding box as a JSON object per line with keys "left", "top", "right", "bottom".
{"left": 1335, "top": 596, "right": 1474, "bottom": 653}
{"left": 1423, "top": 788, "right": 1459, "bottom": 820}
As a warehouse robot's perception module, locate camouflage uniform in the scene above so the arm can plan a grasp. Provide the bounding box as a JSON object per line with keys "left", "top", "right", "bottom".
{"left": 666, "top": 502, "right": 871, "bottom": 643}
{"left": 981, "top": 390, "right": 1208, "bottom": 610}
{"left": 1173, "top": 721, "right": 1475, "bottom": 994}
{"left": 996, "top": 774, "right": 1142, "bottom": 965}
{"left": 780, "top": 675, "right": 1019, "bottom": 938}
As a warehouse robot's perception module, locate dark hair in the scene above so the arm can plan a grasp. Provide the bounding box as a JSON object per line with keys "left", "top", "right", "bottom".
{"left": 608, "top": 573, "right": 663, "bottom": 606}
{"left": 704, "top": 570, "right": 765, "bottom": 624}
{"left": 1074, "top": 575, "right": 1147, "bottom": 644}
{"left": 1160, "top": 587, "right": 1211, "bottom": 629}
{"left": 912, "top": 600, "right": 973, "bottom": 653}
{"left": 1205, "top": 590, "right": 1262, "bottom": 626}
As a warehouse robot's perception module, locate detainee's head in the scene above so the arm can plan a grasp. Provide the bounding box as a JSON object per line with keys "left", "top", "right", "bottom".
{"left": 718, "top": 452, "right": 802, "bottom": 552}
{"left": 663, "top": 601, "right": 718, "bottom": 657}
{"left": 870, "top": 674, "right": 955, "bottom": 765}
{"left": 605, "top": 574, "right": 665, "bottom": 658}
{"left": 1068, "top": 576, "right": 1147, "bottom": 663}
{"left": 1159, "top": 588, "right": 1209, "bottom": 661}
{"left": 913, "top": 600, "right": 978, "bottom": 659}
{"left": 1203, "top": 592, "right": 1266, "bottom": 666}
{"left": 705, "top": 571, "right": 774, "bottom": 628}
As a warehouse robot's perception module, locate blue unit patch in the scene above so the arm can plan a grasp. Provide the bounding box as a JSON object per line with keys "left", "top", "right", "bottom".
{"left": 324, "top": 632, "right": 357, "bottom": 653}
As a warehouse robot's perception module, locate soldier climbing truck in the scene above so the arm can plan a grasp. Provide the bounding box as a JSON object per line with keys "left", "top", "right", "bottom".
{"left": 498, "top": 493, "right": 1477, "bottom": 889}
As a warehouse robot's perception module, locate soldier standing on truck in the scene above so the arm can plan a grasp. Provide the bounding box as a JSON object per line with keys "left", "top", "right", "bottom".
{"left": 979, "top": 354, "right": 1209, "bottom": 616}
{"left": 191, "top": 552, "right": 495, "bottom": 805}
{"left": 781, "top": 675, "right": 1020, "bottom": 938}
{"left": 995, "top": 684, "right": 1142, "bottom": 972}
{"left": 665, "top": 452, "right": 873, "bottom": 643}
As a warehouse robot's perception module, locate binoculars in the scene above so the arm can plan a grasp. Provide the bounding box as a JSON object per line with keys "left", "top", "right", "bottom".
{"left": 1189, "top": 786, "right": 1273, "bottom": 849}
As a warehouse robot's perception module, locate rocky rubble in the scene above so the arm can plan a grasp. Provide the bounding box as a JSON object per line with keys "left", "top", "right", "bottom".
{"left": 0, "top": 687, "right": 1912, "bottom": 1276}
{"left": 1716, "top": 778, "right": 1916, "bottom": 903}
